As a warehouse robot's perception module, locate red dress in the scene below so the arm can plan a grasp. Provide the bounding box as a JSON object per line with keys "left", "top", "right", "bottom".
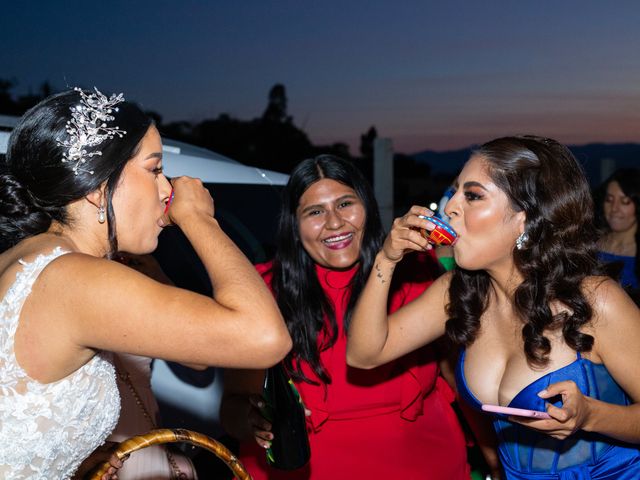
{"left": 238, "top": 253, "right": 470, "bottom": 480}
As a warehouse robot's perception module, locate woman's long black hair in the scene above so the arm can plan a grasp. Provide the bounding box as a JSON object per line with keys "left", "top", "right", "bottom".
{"left": 0, "top": 89, "right": 152, "bottom": 255}
{"left": 272, "top": 155, "right": 385, "bottom": 384}
{"left": 445, "top": 136, "right": 602, "bottom": 367}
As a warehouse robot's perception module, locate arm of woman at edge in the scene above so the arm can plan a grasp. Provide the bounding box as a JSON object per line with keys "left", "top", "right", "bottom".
{"left": 346, "top": 205, "right": 450, "bottom": 369}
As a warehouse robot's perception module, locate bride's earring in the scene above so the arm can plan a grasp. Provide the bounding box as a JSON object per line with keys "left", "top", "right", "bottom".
{"left": 98, "top": 205, "right": 106, "bottom": 224}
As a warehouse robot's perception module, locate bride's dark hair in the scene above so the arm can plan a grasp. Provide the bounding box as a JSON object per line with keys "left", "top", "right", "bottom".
{"left": 445, "top": 136, "right": 601, "bottom": 366}
{"left": 0, "top": 89, "right": 152, "bottom": 254}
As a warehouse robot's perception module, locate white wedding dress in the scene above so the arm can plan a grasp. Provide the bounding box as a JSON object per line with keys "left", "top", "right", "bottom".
{"left": 0, "top": 247, "right": 120, "bottom": 479}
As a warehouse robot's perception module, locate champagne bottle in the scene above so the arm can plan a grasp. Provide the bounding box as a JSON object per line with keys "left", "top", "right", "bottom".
{"left": 262, "top": 363, "right": 311, "bottom": 470}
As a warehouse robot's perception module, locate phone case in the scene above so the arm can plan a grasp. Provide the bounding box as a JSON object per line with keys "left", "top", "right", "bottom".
{"left": 481, "top": 404, "right": 551, "bottom": 419}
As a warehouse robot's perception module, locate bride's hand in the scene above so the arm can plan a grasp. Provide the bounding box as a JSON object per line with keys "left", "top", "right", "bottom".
{"left": 381, "top": 206, "right": 434, "bottom": 263}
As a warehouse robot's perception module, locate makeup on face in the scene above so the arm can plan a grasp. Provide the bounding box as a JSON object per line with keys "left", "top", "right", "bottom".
{"left": 297, "top": 179, "right": 366, "bottom": 269}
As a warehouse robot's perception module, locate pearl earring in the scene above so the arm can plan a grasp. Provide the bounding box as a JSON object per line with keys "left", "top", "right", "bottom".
{"left": 98, "top": 205, "right": 106, "bottom": 224}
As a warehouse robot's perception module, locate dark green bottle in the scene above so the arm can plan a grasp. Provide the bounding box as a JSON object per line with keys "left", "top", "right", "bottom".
{"left": 262, "top": 363, "right": 311, "bottom": 470}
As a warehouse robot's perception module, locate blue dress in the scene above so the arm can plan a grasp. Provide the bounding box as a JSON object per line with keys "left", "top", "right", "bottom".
{"left": 456, "top": 350, "right": 640, "bottom": 479}
{"left": 597, "top": 251, "right": 638, "bottom": 289}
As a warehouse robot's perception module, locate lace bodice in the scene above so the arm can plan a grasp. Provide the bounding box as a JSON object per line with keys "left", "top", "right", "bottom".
{"left": 0, "top": 247, "right": 120, "bottom": 479}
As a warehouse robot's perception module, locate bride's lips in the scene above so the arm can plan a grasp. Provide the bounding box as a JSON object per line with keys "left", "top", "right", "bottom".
{"left": 164, "top": 188, "right": 175, "bottom": 214}
{"left": 159, "top": 188, "right": 175, "bottom": 227}
{"left": 322, "top": 232, "right": 354, "bottom": 250}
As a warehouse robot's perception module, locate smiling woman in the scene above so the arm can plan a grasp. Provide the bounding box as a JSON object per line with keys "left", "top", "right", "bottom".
{"left": 296, "top": 178, "right": 366, "bottom": 269}
{"left": 221, "top": 154, "right": 474, "bottom": 480}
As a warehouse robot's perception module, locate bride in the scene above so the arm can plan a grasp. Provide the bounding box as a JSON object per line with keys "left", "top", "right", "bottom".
{"left": 0, "top": 88, "right": 291, "bottom": 479}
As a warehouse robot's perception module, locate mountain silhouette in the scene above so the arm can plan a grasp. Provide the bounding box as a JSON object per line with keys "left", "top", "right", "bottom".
{"left": 412, "top": 143, "right": 640, "bottom": 186}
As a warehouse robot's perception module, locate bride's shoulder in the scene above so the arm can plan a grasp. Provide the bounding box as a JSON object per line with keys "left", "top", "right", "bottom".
{"left": 0, "top": 236, "right": 103, "bottom": 286}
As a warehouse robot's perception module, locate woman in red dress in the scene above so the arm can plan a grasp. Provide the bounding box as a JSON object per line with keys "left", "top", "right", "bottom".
{"left": 221, "top": 155, "right": 473, "bottom": 479}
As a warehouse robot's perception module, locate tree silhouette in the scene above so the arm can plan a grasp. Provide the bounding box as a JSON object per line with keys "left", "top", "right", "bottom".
{"left": 0, "top": 79, "right": 56, "bottom": 116}
{"left": 359, "top": 126, "right": 377, "bottom": 158}
{"left": 262, "top": 84, "right": 290, "bottom": 124}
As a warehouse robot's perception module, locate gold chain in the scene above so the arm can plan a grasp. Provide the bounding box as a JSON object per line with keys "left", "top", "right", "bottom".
{"left": 115, "top": 360, "right": 189, "bottom": 480}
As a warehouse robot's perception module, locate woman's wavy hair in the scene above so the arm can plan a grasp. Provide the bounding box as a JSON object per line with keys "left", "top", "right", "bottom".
{"left": 445, "top": 136, "right": 601, "bottom": 367}
{"left": 0, "top": 89, "right": 152, "bottom": 255}
{"left": 597, "top": 168, "right": 640, "bottom": 285}
{"left": 272, "top": 154, "right": 385, "bottom": 384}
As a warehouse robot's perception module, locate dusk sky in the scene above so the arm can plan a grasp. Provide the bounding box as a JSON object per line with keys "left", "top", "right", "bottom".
{"left": 2, "top": 1, "right": 639, "bottom": 154}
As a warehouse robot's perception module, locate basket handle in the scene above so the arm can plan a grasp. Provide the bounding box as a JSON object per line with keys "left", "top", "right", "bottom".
{"left": 88, "top": 428, "right": 251, "bottom": 480}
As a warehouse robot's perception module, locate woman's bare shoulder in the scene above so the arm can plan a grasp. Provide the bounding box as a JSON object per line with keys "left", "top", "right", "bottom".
{"left": 0, "top": 236, "right": 150, "bottom": 305}
{"left": 0, "top": 237, "right": 78, "bottom": 290}
{"left": 582, "top": 275, "right": 626, "bottom": 308}
{"left": 582, "top": 275, "right": 639, "bottom": 340}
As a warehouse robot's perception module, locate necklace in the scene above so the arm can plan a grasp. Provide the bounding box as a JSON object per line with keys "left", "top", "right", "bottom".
{"left": 115, "top": 358, "right": 189, "bottom": 480}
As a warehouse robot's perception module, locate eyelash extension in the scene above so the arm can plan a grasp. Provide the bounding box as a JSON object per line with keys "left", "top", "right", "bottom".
{"left": 464, "top": 191, "right": 483, "bottom": 201}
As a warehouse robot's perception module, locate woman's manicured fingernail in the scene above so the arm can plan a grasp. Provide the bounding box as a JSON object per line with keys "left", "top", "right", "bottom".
{"left": 537, "top": 389, "right": 548, "bottom": 397}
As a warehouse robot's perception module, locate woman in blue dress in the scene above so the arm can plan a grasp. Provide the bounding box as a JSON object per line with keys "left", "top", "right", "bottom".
{"left": 347, "top": 136, "right": 640, "bottom": 479}
{"left": 596, "top": 168, "right": 640, "bottom": 298}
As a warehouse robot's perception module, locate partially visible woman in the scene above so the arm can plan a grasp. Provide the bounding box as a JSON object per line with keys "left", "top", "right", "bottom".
{"left": 221, "top": 155, "right": 474, "bottom": 480}
{"left": 596, "top": 168, "right": 640, "bottom": 292}
{"left": 0, "top": 88, "right": 290, "bottom": 479}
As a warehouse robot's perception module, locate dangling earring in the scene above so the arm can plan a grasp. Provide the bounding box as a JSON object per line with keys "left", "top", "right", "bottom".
{"left": 516, "top": 231, "right": 528, "bottom": 250}
{"left": 98, "top": 205, "right": 106, "bottom": 224}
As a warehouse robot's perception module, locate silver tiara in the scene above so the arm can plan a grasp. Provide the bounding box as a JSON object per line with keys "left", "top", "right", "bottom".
{"left": 57, "top": 87, "right": 127, "bottom": 175}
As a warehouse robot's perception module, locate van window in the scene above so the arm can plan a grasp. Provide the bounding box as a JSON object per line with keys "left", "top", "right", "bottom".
{"left": 153, "top": 183, "right": 283, "bottom": 295}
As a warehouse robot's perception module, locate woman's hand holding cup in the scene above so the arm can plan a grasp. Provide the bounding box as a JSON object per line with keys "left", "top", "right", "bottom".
{"left": 161, "top": 176, "right": 214, "bottom": 227}
{"left": 381, "top": 206, "right": 438, "bottom": 263}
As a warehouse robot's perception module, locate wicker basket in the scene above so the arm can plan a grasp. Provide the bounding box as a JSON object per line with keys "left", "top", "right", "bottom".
{"left": 88, "top": 428, "right": 251, "bottom": 480}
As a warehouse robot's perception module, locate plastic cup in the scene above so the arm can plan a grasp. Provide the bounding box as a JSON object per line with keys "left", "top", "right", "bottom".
{"left": 418, "top": 215, "right": 457, "bottom": 246}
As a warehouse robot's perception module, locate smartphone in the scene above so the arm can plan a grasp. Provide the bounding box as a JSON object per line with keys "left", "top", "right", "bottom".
{"left": 481, "top": 404, "right": 551, "bottom": 419}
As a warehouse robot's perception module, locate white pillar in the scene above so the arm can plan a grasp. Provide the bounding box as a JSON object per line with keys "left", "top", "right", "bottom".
{"left": 374, "top": 138, "right": 394, "bottom": 229}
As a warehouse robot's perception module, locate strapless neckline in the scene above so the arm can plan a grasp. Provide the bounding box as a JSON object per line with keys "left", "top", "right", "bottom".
{"left": 455, "top": 347, "right": 640, "bottom": 477}
{"left": 457, "top": 348, "right": 608, "bottom": 409}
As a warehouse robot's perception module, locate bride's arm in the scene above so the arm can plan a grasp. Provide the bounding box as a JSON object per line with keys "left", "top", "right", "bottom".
{"left": 19, "top": 178, "right": 291, "bottom": 377}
